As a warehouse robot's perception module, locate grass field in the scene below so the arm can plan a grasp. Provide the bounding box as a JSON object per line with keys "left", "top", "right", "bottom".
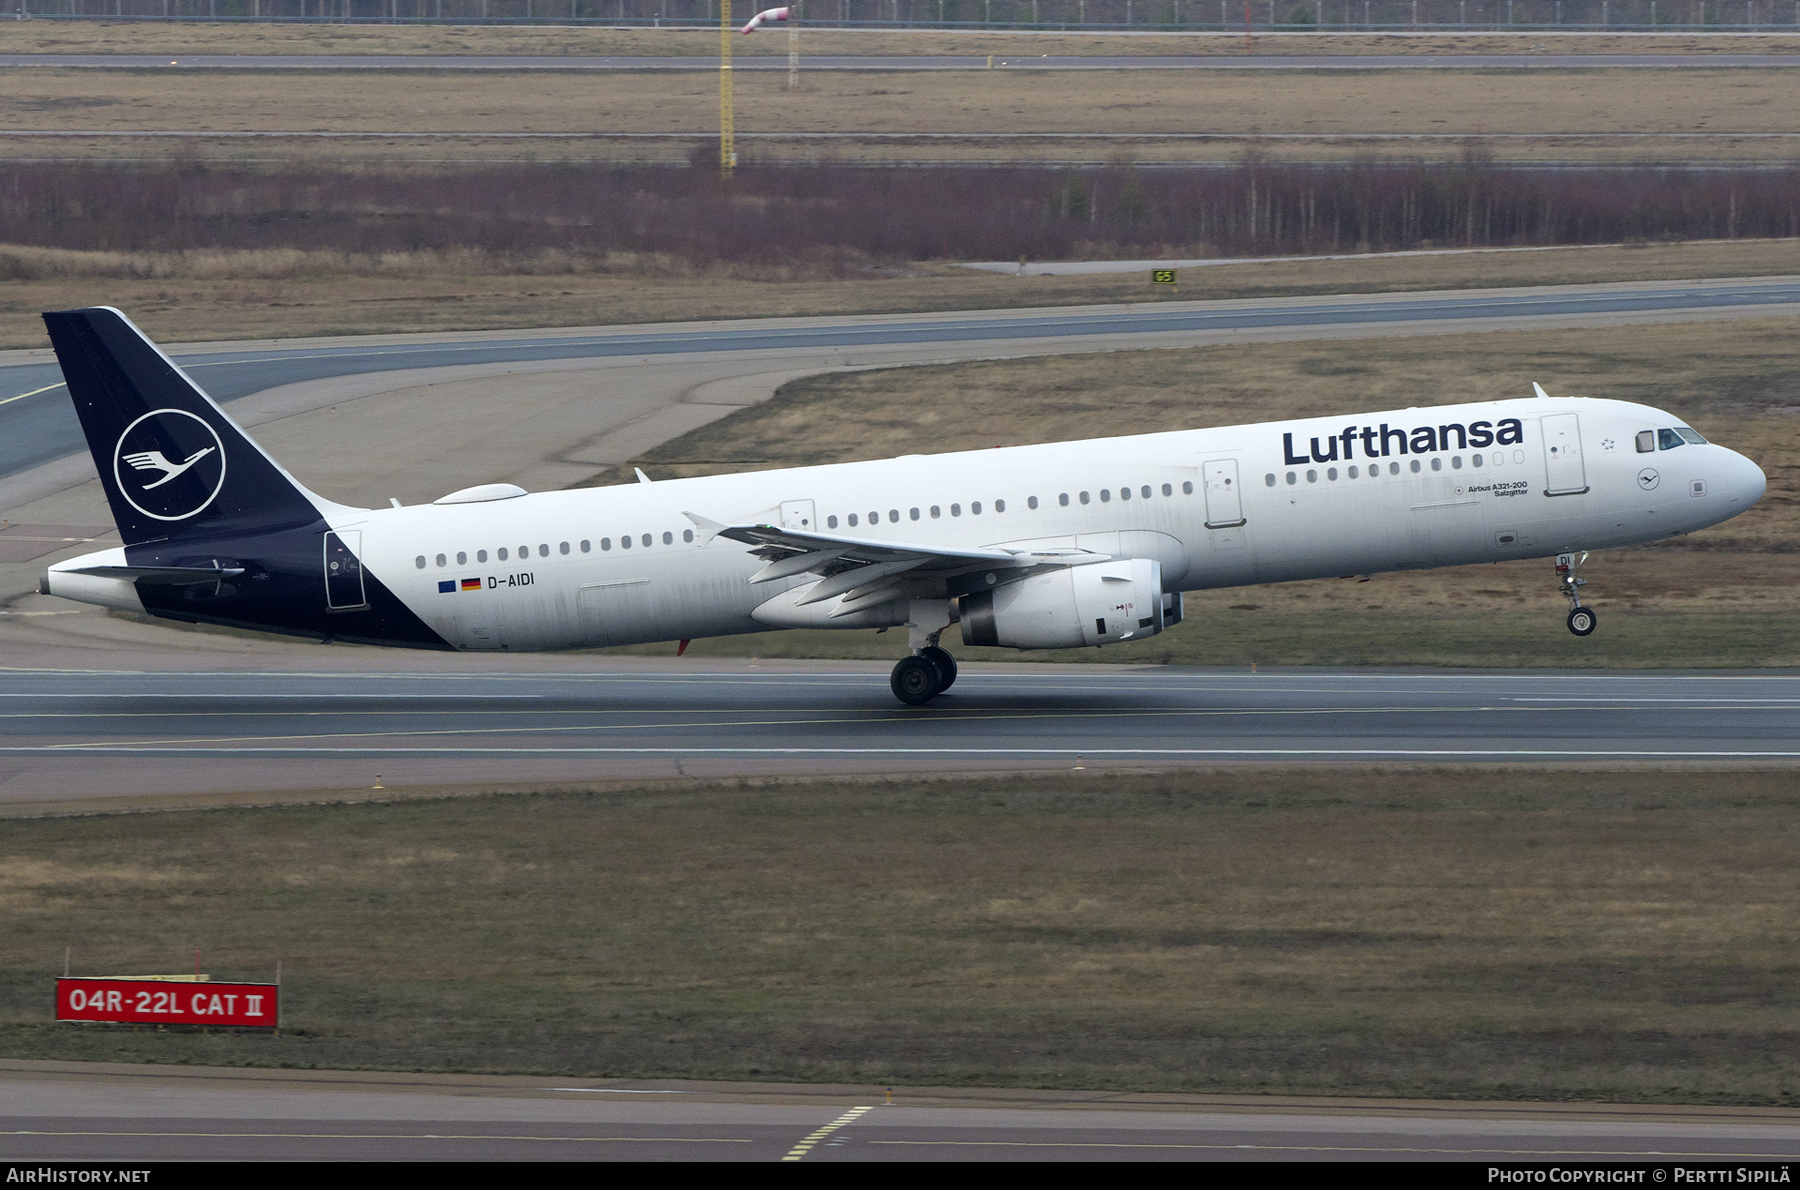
{"left": 6, "top": 769, "right": 1798, "bottom": 1102}
{"left": 584, "top": 313, "right": 1800, "bottom": 668}
{"left": 3, "top": 22, "right": 1798, "bottom": 57}
{"left": 5, "top": 61, "right": 1796, "bottom": 165}
{"left": 6, "top": 238, "right": 1800, "bottom": 349}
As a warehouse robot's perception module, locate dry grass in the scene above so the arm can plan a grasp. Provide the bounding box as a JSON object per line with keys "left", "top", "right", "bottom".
{"left": 3, "top": 21, "right": 1798, "bottom": 57}
{"left": 6, "top": 237, "right": 1800, "bottom": 349}
{"left": 6, "top": 769, "right": 1798, "bottom": 1101}
{"left": 3, "top": 61, "right": 1798, "bottom": 165}
{"left": 588, "top": 314, "right": 1800, "bottom": 667}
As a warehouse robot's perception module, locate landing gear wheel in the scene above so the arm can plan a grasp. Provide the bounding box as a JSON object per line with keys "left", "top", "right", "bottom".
{"left": 891, "top": 655, "right": 942, "bottom": 705}
{"left": 1567, "top": 607, "right": 1597, "bottom": 637}
{"left": 920, "top": 646, "right": 958, "bottom": 691}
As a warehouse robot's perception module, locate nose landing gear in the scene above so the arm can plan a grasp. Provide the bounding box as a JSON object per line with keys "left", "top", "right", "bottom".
{"left": 1557, "top": 552, "right": 1597, "bottom": 637}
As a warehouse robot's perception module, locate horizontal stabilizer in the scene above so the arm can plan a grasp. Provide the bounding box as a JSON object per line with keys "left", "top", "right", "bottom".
{"left": 67, "top": 563, "right": 246, "bottom": 585}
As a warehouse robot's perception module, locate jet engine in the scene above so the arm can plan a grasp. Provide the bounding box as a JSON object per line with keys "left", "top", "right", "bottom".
{"left": 959, "top": 558, "right": 1165, "bottom": 650}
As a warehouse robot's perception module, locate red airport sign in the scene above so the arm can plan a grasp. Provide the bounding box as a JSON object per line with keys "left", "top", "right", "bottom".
{"left": 57, "top": 978, "right": 279, "bottom": 1028}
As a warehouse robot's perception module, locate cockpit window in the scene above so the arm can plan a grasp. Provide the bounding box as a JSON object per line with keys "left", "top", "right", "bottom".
{"left": 1675, "top": 427, "right": 1707, "bottom": 445}
{"left": 1658, "top": 428, "right": 1686, "bottom": 451}
{"left": 1635, "top": 430, "right": 1655, "bottom": 454}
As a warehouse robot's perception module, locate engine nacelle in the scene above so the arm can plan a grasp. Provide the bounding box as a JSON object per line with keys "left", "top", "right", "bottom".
{"left": 959, "top": 558, "right": 1164, "bottom": 650}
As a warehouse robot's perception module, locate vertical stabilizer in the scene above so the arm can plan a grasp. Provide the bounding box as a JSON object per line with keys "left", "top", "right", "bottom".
{"left": 42, "top": 307, "right": 333, "bottom": 547}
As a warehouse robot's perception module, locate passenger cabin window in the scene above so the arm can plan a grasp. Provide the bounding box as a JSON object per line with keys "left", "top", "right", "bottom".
{"left": 1636, "top": 430, "right": 1656, "bottom": 453}
{"left": 930, "top": 506, "right": 941, "bottom": 519}
{"left": 620, "top": 536, "right": 631, "bottom": 549}
{"left": 848, "top": 514, "right": 859, "bottom": 527}
{"left": 828, "top": 515, "right": 838, "bottom": 529}
{"left": 415, "top": 556, "right": 426, "bottom": 569}
{"left": 1163, "top": 483, "right": 1174, "bottom": 496}
{"left": 683, "top": 529, "right": 694, "bottom": 543}
{"left": 662, "top": 532, "right": 673, "bottom": 545}
{"left": 909, "top": 508, "right": 920, "bottom": 521}
{"left": 435, "top": 554, "right": 446, "bottom": 567}
{"left": 642, "top": 534, "right": 652, "bottom": 547}
{"left": 889, "top": 510, "right": 899, "bottom": 523}
{"left": 601, "top": 538, "right": 611, "bottom": 551}
{"left": 950, "top": 504, "right": 961, "bottom": 517}
{"left": 1058, "top": 494, "right": 1069, "bottom": 507}
{"left": 973, "top": 501, "right": 983, "bottom": 514}
{"left": 559, "top": 542, "right": 570, "bottom": 555}
{"left": 1099, "top": 489, "right": 1111, "bottom": 503}
{"left": 478, "top": 549, "right": 488, "bottom": 562}
{"left": 580, "top": 540, "right": 590, "bottom": 553}
{"left": 1080, "top": 491, "right": 1091, "bottom": 504}
{"left": 1265, "top": 474, "right": 1276, "bottom": 487}
{"left": 1181, "top": 481, "right": 1193, "bottom": 495}
{"left": 457, "top": 552, "right": 467, "bottom": 565}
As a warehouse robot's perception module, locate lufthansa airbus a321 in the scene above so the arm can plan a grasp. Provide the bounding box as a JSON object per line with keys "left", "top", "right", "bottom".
{"left": 37, "top": 307, "right": 1767, "bottom": 704}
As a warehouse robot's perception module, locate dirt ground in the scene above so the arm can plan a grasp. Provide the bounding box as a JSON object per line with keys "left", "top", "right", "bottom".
{"left": 3, "top": 61, "right": 1796, "bottom": 166}
{"left": 6, "top": 238, "right": 1800, "bottom": 350}
{"left": 4, "top": 21, "right": 1799, "bottom": 57}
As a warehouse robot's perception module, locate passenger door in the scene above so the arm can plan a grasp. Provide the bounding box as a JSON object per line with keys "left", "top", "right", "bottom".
{"left": 1542, "top": 414, "right": 1589, "bottom": 496}
{"left": 323, "top": 531, "right": 368, "bottom": 612}
{"left": 1202, "top": 459, "right": 1246, "bottom": 528}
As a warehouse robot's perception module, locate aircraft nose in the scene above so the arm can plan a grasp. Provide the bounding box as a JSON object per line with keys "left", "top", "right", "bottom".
{"left": 1725, "top": 449, "right": 1767, "bottom": 508}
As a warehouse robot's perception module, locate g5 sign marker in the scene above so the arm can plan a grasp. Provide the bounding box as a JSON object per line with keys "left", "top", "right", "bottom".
{"left": 112, "top": 408, "right": 227, "bottom": 522}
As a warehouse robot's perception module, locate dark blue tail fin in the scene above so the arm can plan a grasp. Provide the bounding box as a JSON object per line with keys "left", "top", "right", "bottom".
{"left": 42, "top": 307, "right": 327, "bottom": 548}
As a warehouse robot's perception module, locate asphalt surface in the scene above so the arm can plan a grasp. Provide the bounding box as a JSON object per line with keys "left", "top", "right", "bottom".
{"left": 8, "top": 276, "right": 1800, "bottom": 480}
{"left": 2, "top": 665, "right": 1796, "bottom": 806}
{"left": 6, "top": 1062, "right": 1800, "bottom": 1162}
{"left": 5, "top": 52, "right": 1799, "bottom": 69}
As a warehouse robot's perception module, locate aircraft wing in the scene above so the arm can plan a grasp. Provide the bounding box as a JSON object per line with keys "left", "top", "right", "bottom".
{"left": 684, "top": 513, "right": 1108, "bottom": 616}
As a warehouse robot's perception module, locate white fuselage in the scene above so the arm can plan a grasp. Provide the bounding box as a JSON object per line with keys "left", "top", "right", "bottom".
{"left": 341, "top": 395, "right": 1767, "bottom": 651}
{"left": 49, "top": 394, "right": 1768, "bottom": 652}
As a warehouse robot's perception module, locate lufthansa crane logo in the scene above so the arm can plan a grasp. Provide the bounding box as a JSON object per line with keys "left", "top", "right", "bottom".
{"left": 112, "top": 409, "right": 227, "bottom": 522}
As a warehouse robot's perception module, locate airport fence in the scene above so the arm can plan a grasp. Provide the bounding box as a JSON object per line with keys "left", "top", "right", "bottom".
{"left": 8, "top": 1, "right": 1800, "bottom": 32}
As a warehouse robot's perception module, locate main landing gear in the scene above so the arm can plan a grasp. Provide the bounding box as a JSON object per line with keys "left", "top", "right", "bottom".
{"left": 891, "top": 640, "right": 958, "bottom": 706}
{"left": 1556, "top": 551, "right": 1598, "bottom": 637}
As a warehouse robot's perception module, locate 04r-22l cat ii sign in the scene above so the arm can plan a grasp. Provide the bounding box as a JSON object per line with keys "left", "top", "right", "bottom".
{"left": 38, "top": 307, "right": 1766, "bottom": 705}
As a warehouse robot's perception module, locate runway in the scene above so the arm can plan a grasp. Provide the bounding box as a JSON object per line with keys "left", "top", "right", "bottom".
{"left": 5, "top": 1061, "right": 1798, "bottom": 1162}
{"left": 7, "top": 276, "right": 1800, "bottom": 480}
{"left": 5, "top": 52, "right": 1799, "bottom": 70}
{"left": 2, "top": 663, "right": 1796, "bottom": 807}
